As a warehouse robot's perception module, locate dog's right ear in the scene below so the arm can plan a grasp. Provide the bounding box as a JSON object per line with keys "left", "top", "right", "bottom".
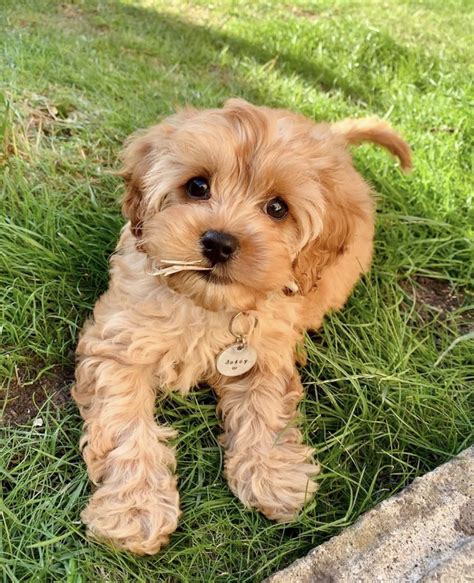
{"left": 119, "top": 110, "right": 198, "bottom": 246}
{"left": 118, "top": 125, "right": 167, "bottom": 242}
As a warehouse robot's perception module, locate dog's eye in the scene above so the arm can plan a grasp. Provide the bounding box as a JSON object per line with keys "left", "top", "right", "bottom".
{"left": 185, "top": 177, "right": 210, "bottom": 200}
{"left": 265, "top": 197, "right": 288, "bottom": 220}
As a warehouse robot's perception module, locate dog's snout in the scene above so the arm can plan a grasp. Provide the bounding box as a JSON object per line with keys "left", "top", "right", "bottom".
{"left": 201, "top": 230, "right": 239, "bottom": 266}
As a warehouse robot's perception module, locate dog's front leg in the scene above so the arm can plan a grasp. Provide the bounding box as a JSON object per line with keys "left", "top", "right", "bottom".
{"left": 73, "top": 352, "right": 180, "bottom": 555}
{"left": 217, "top": 368, "right": 319, "bottom": 521}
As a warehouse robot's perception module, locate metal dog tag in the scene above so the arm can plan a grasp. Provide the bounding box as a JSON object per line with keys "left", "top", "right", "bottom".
{"left": 216, "top": 343, "right": 257, "bottom": 377}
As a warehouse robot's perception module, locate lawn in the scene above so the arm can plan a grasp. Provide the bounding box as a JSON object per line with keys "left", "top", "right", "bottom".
{"left": 0, "top": 0, "right": 473, "bottom": 581}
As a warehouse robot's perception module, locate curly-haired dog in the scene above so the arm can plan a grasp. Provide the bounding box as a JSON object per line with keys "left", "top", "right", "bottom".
{"left": 72, "top": 99, "right": 411, "bottom": 554}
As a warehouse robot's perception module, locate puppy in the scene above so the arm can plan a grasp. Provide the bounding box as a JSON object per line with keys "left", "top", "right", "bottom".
{"left": 72, "top": 98, "right": 411, "bottom": 555}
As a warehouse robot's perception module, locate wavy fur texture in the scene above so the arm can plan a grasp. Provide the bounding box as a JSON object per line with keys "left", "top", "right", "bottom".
{"left": 72, "top": 98, "right": 410, "bottom": 554}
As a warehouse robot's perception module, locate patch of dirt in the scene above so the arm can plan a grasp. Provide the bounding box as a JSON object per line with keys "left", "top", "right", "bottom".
{"left": 288, "top": 6, "right": 319, "bottom": 21}
{"left": 401, "top": 276, "right": 465, "bottom": 314}
{"left": 59, "top": 3, "right": 83, "bottom": 19}
{"left": 429, "top": 126, "right": 456, "bottom": 133}
{"left": 2, "top": 363, "right": 74, "bottom": 426}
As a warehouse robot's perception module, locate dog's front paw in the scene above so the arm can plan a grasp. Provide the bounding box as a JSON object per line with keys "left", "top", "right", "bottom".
{"left": 226, "top": 441, "right": 319, "bottom": 522}
{"left": 81, "top": 478, "right": 181, "bottom": 555}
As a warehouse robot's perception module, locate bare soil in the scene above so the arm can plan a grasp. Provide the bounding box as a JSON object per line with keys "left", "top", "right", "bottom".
{"left": 401, "top": 276, "right": 466, "bottom": 314}
{"left": 2, "top": 363, "right": 74, "bottom": 426}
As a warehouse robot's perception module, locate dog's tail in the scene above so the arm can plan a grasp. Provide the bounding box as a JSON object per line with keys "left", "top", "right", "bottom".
{"left": 332, "top": 117, "right": 412, "bottom": 171}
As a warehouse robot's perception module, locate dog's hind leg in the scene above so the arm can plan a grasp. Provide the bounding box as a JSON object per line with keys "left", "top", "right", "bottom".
{"left": 216, "top": 368, "right": 319, "bottom": 521}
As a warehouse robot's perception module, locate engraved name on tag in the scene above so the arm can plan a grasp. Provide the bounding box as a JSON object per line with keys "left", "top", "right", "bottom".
{"left": 216, "top": 343, "right": 257, "bottom": 377}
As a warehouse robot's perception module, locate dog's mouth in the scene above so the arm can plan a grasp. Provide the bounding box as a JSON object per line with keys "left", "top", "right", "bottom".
{"left": 147, "top": 259, "right": 212, "bottom": 277}
{"left": 200, "top": 271, "right": 234, "bottom": 285}
{"left": 147, "top": 259, "right": 235, "bottom": 286}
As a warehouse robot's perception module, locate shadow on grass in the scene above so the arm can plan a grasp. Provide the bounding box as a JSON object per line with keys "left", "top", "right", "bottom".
{"left": 74, "top": 1, "right": 419, "bottom": 110}
{"left": 116, "top": 5, "right": 373, "bottom": 104}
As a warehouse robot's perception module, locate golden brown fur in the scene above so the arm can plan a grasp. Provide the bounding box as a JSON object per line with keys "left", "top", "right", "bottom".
{"left": 72, "top": 98, "right": 411, "bottom": 554}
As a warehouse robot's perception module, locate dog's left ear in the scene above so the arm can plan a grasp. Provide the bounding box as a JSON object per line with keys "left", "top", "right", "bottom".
{"left": 292, "top": 118, "right": 411, "bottom": 294}
{"left": 292, "top": 187, "right": 368, "bottom": 295}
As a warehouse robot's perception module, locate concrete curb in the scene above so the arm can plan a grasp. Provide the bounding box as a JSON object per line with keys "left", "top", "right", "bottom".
{"left": 266, "top": 446, "right": 473, "bottom": 583}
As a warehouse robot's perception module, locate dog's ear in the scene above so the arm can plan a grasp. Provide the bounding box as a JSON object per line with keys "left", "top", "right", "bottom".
{"left": 119, "top": 131, "right": 155, "bottom": 240}
{"left": 119, "top": 111, "right": 199, "bottom": 244}
{"left": 292, "top": 118, "right": 410, "bottom": 294}
{"left": 119, "top": 123, "right": 174, "bottom": 241}
{"left": 292, "top": 188, "right": 368, "bottom": 294}
{"left": 332, "top": 117, "right": 412, "bottom": 171}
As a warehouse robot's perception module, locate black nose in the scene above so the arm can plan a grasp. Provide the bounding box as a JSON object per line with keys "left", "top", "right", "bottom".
{"left": 201, "top": 230, "right": 239, "bottom": 265}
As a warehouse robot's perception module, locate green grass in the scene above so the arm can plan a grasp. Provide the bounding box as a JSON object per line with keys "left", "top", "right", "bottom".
{"left": 1, "top": 0, "right": 473, "bottom": 581}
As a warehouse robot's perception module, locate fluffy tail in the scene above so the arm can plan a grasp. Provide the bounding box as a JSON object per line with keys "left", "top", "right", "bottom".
{"left": 332, "top": 117, "right": 412, "bottom": 171}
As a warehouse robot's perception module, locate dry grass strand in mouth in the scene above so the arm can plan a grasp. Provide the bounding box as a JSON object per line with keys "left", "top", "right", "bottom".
{"left": 147, "top": 259, "right": 213, "bottom": 277}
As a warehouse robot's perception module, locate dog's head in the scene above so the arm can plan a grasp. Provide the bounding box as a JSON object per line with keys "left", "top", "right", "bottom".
{"left": 120, "top": 99, "right": 410, "bottom": 311}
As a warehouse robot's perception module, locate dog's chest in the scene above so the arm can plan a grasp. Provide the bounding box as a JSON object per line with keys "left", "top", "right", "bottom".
{"left": 151, "top": 293, "right": 302, "bottom": 394}
{"left": 152, "top": 307, "right": 239, "bottom": 393}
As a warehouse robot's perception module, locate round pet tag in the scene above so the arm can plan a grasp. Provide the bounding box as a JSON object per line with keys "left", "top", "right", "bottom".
{"left": 216, "top": 343, "right": 257, "bottom": 377}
